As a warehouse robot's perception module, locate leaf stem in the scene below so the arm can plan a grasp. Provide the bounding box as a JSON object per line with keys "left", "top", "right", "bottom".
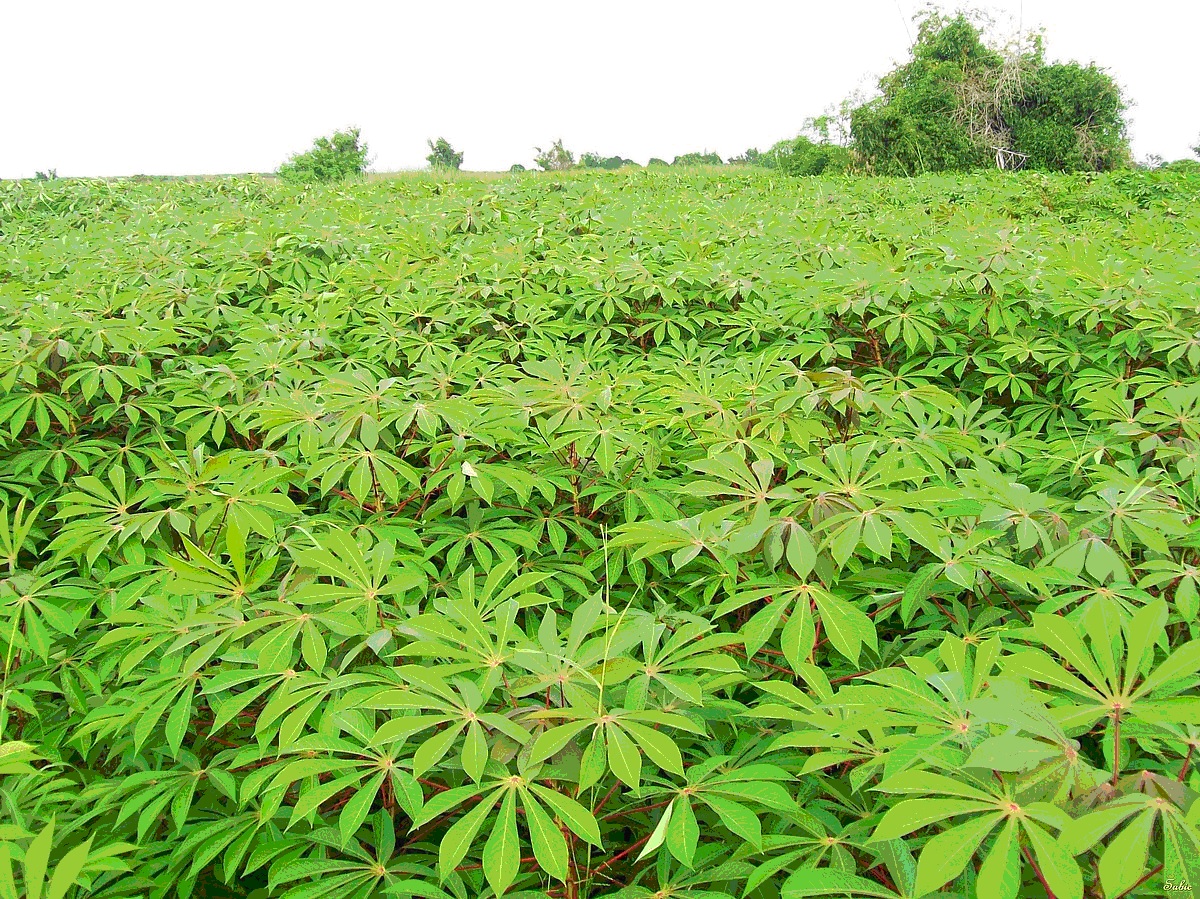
{"left": 1021, "top": 844, "right": 1057, "bottom": 899}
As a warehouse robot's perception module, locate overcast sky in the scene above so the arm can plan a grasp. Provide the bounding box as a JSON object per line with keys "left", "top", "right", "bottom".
{"left": 3, "top": 0, "right": 1196, "bottom": 177}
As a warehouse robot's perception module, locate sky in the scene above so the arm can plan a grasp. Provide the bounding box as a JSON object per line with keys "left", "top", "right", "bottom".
{"left": 3, "top": 0, "right": 1197, "bottom": 178}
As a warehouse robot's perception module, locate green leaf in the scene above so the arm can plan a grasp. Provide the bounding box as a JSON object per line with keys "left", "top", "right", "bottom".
{"left": 462, "top": 721, "right": 488, "bottom": 783}
{"left": 437, "top": 789, "right": 501, "bottom": 879}
{"left": 622, "top": 721, "right": 683, "bottom": 775}
{"left": 1098, "top": 808, "right": 1155, "bottom": 898}
{"left": 528, "top": 721, "right": 592, "bottom": 764}
{"left": 1021, "top": 819, "right": 1082, "bottom": 899}
{"left": 872, "top": 799, "right": 998, "bottom": 841}
{"left": 665, "top": 796, "right": 699, "bottom": 868}
{"left": 25, "top": 818, "right": 54, "bottom": 899}
{"left": 699, "top": 793, "right": 762, "bottom": 849}
{"left": 913, "top": 813, "right": 1001, "bottom": 896}
{"left": 340, "top": 772, "right": 386, "bottom": 847}
{"left": 606, "top": 723, "right": 642, "bottom": 793}
{"left": 483, "top": 790, "right": 520, "bottom": 896}
{"left": 528, "top": 784, "right": 603, "bottom": 847}
{"left": 782, "top": 867, "right": 899, "bottom": 898}
{"left": 635, "top": 802, "right": 673, "bottom": 863}
{"left": 45, "top": 837, "right": 93, "bottom": 899}
{"left": 976, "top": 819, "right": 1020, "bottom": 899}
{"left": 524, "top": 795, "right": 569, "bottom": 883}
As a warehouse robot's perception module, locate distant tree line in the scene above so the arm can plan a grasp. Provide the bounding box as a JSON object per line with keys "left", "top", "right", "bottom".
{"left": 272, "top": 10, "right": 1188, "bottom": 184}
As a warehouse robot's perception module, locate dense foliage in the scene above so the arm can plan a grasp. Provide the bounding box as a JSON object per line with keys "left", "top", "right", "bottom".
{"left": 581, "top": 155, "right": 638, "bottom": 171}
{"left": 2, "top": 166, "right": 1200, "bottom": 899}
{"left": 534, "top": 141, "right": 575, "bottom": 172}
{"left": 757, "top": 138, "right": 852, "bottom": 177}
{"left": 426, "top": 139, "right": 464, "bottom": 172}
{"left": 278, "top": 129, "right": 370, "bottom": 184}
{"left": 851, "top": 14, "right": 1131, "bottom": 174}
{"left": 672, "top": 152, "right": 723, "bottom": 167}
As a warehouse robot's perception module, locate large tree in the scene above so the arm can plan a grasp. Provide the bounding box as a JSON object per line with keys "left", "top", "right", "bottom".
{"left": 851, "top": 12, "right": 1130, "bottom": 174}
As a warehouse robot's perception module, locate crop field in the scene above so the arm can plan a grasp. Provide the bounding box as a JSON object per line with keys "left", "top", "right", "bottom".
{"left": 2, "top": 167, "right": 1200, "bottom": 898}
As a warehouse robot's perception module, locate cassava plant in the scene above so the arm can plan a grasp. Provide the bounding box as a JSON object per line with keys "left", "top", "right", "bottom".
{"left": 0, "top": 163, "right": 1199, "bottom": 898}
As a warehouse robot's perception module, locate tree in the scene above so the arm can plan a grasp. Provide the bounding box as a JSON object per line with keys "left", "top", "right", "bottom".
{"left": 768, "top": 136, "right": 851, "bottom": 176}
{"left": 1006, "top": 62, "right": 1131, "bottom": 171}
{"left": 580, "top": 153, "right": 636, "bottom": 170}
{"left": 509, "top": 163, "right": 527, "bottom": 173}
{"left": 672, "top": 151, "right": 723, "bottom": 166}
{"left": 851, "top": 13, "right": 1007, "bottom": 175}
{"left": 278, "top": 128, "right": 370, "bottom": 183}
{"left": 426, "top": 137, "right": 464, "bottom": 170}
{"left": 727, "top": 148, "right": 764, "bottom": 165}
{"left": 534, "top": 139, "right": 575, "bottom": 171}
{"left": 850, "top": 12, "right": 1129, "bottom": 174}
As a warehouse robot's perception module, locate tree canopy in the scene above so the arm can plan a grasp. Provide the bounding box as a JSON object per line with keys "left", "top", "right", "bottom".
{"left": 426, "top": 137, "right": 464, "bottom": 170}
{"left": 850, "top": 12, "right": 1131, "bottom": 174}
{"left": 278, "top": 128, "right": 370, "bottom": 184}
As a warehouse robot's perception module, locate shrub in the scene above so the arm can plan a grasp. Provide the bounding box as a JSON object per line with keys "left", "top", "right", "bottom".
{"left": 768, "top": 136, "right": 852, "bottom": 176}
{"left": 426, "top": 137, "right": 464, "bottom": 171}
{"left": 278, "top": 128, "right": 370, "bottom": 184}
{"left": 580, "top": 153, "right": 636, "bottom": 170}
{"left": 727, "top": 148, "right": 766, "bottom": 165}
{"left": 850, "top": 12, "right": 1129, "bottom": 174}
{"left": 534, "top": 139, "right": 575, "bottom": 171}
{"left": 672, "top": 151, "right": 723, "bottom": 166}
{"left": 1007, "top": 62, "right": 1131, "bottom": 171}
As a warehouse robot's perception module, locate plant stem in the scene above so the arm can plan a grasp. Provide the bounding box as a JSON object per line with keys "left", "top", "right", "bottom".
{"left": 1112, "top": 710, "right": 1122, "bottom": 787}
{"left": 1022, "top": 844, "right": 1057, "bottom": 899}
{"left": 1114, "top": 864, "right": 1163, "bottom": 898}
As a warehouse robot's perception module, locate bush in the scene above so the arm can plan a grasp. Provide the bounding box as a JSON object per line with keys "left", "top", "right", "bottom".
{"left": 534, "top": 139, "right": 575, "bottom": 171}
{"left": 580, "top": 153, "right": 636, "bottom": 170}
{"left": 509, "top": 163, "right": 527, "bottom": 173}
{"left": 426, "top": 137, "right": 464, "bottom": 171}
{"left": 672, "top": 151, "right": 723, "bottom": 166}
{"left": 727, "top": 148, "right": 766, "bottom": 165}
{"left": 278, "top": 128, "right": 370, "bottom": 184}
{"left": 850, "top": 12, "right": 1129, "bottom": 174}
{"left": 768, "top": 136, "right": 852, "bottom": 176}
{"left": 1007, "top": 63, "right": 1131, "bottom": 171}
{"left": 647, "top": 157, "right": 670, "bottom": 167}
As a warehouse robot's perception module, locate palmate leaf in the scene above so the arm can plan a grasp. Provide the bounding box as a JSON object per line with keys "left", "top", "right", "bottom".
{"left": 6, "top": 164, "right": 1200, "bottom": 899}
{"left": 410, "top": 772, "right": 600, "bottom": 892}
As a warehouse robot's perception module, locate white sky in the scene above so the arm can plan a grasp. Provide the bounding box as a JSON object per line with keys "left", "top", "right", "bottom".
{"left": 3, "top": 0, "right": 1196, "bottom": 178}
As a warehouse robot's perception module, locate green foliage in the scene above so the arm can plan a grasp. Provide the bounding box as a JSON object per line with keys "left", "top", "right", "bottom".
{"left": 426, "top": 138, "right": 464, "bottom": 171}
{"left": 767, "top": 136, "right": 852, "bottom": 176}
{"left": 726, "top": 149, "right": 764, "bottom": 166}
{"left": 672, "top": 151, "right": 723, "bottom": 166}
{"left": 33, "top": 170, "right": 58, "bottom": 183}
{"left": 534, "top": 139, "right": 575, "bottom": 171}
{"left": 581, "top": 154, "right": 637, "bottom": 170}
{"left": 851, "top": 12, "right": 1129, "bottom": 174}
{"left": 1, "top": 165, "right": 1200, "bottom": 898}
{"left": 1007, "top": 63, "right": 1131, "bottom": 172}
{"left": 278, "top": 128, "right": 370, "bottom": 184}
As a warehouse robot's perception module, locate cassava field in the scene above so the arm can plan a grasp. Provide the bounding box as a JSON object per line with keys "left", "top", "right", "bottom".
{"left": 2, "top": 167, "right": 1200, "bottom": 899}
